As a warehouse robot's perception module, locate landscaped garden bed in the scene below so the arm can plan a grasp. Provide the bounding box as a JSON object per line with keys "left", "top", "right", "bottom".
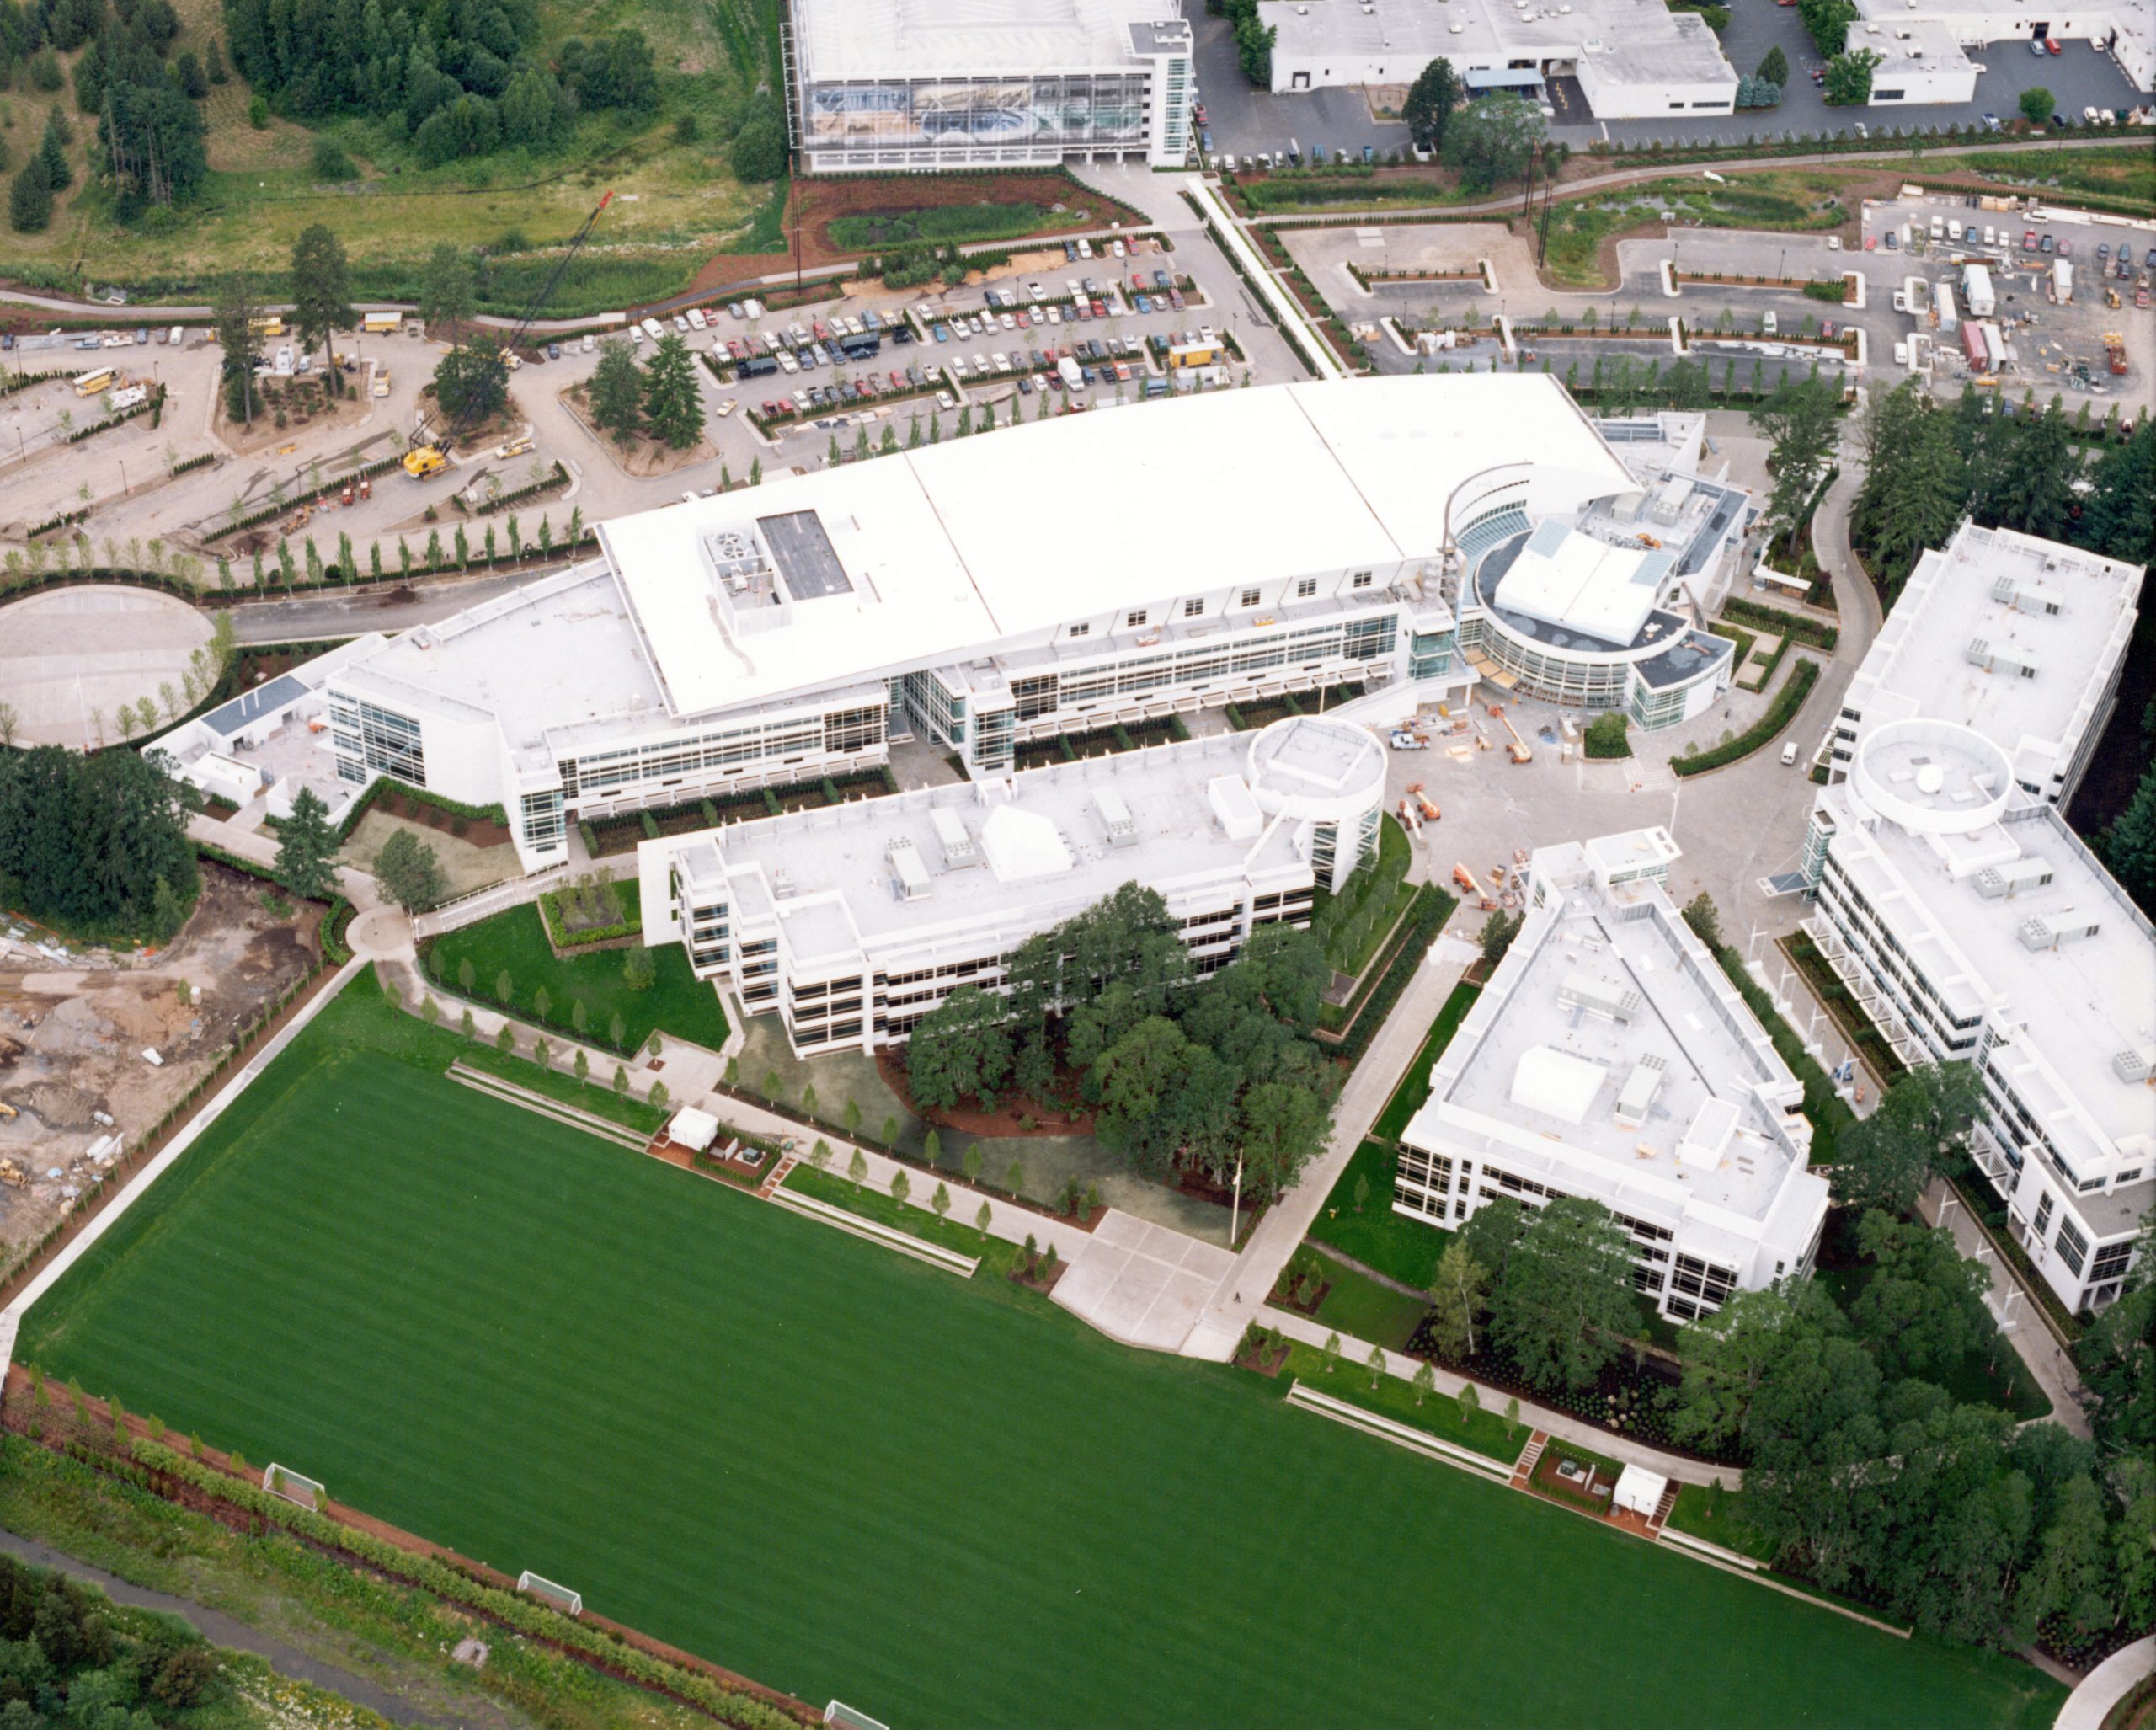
{"left": 580, "top": 766, "right": 898, "bottom": 858}
{"left": 1013, "top": 714, "right": 1189, "bottom": 771}
{"left": 1530, "top": 1441, "right": 1624, "bottom": 1516}
{"left": 1225, "top": 682, "right": 1365, "bottom": 732}
{"left": 1281, "top": 1342, "right": 1529, "bottom": 1466}
{"left": 539, "top": 871, "right": 642, "bottom": 955}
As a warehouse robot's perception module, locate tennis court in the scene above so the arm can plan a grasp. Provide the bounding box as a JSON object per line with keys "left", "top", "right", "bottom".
{"left": 18, "top": 971, "right": 2064, "bottom": 1730}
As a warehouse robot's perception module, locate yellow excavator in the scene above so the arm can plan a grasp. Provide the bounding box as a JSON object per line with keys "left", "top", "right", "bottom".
{"left": 403, "top": 191, "right": 611, "bottom": 481}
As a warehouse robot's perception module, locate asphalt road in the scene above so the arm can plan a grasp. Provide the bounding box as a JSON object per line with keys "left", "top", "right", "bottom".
{"left": 224, "top": 569, "right": 558, "bottom": 643}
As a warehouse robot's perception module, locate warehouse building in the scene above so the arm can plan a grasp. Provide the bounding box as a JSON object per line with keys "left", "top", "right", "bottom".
{"left": 1848, "top": 0, "right": 2156, "bottom": 93}
{"left": 311, "top": 376, "right": 1682, "bottom": 873}
{"left": 1827, "top": 521, "right": 2141, "bottom": 807}
{"left": 1801, "top": 719, "right": 2153, "bottom": 1316}
{"left": 1845, "top": 18, "right": 1980, "bottom": 105}
{"left": 1394, "top": 827, "right": 1832, "bottom": 1318}
{"left": 785, "top": 0, "right": 1196, "bottom": 171}
{"left": 1257, "top": 0, "right": 1738, "bottom": 119}
{"left": 636, "top": 714, "right": 1385, "bottom": 1055}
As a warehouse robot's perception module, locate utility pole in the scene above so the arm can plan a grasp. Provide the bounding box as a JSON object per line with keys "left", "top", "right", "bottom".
{"left": 1230, "top": 1150, "right": 1246, "bottom": 1249}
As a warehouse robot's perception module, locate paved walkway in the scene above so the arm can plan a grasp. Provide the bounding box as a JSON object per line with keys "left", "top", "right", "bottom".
{"left": 1179, "top": 937, "right": 1472, "bottom": 1361}
{"left": 2054, "top": 1635, "right": 2153, "bottom": 1730}
{"left": 1919, "top": 1176, "right": 2094, "bottom": 1439}
{"left": 1052, "top": 1213, "right": 1238, "bottom": 1351}
{"left": 1261, "top": 1306, "right": 1740, "bottom": 1489}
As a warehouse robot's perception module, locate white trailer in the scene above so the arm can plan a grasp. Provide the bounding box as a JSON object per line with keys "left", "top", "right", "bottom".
{"left": 1962, "top": 264, "right": 1995, "bottom": 318}
{"left": 1932, "top": 280, "right": 1957, "bottom": 328}
{"left": 2052, "top": 260, "right": 2073, "bottom": 304}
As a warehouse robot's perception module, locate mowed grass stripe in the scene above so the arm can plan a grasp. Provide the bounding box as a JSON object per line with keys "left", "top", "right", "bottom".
{"left": 20, "top": 977, "right": 2064, "bottom": 1730}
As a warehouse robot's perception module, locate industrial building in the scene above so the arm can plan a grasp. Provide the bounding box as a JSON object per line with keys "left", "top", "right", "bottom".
{"left": 636, "top": 715, "right": 1386, "bottom": 1055}
{"left": 784, "top": 0, "right": 1195, "bottom": 171}
{"left": 1844, "top": 17, "right": 1980, "bottom": 106}
{"left": 1828, "top": 522, "right": 2141, "bottom": 807}
{"left": 1848, "top": 0, "right": 2156, "bottom": 93}
{"left": 1394, "top": 828, "right": 1833, "bottom": 1318}
{"left": 292, "top": 376, "right": 1740, "bottom": 873}
{"left": 1801, "top": 720, "right": 2153, "bottom": 1316}
{"left": 1257, "top": 0, "right": 1739, "bottom": 120}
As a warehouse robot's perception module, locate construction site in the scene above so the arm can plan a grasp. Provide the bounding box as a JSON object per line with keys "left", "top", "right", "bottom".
{"left": 0, "top": 862, "right": 322, "bottom": 1268}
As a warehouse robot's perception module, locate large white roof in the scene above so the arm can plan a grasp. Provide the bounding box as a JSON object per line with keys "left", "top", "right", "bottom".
{"left": 596, "top": 376, "right": 1633, "bottom": 722}
{"left": 797, "top": 0, "right": 1182, "bottom": 80}
{"left": 1495, "top": 520, "right": 1671, "bottom": 647}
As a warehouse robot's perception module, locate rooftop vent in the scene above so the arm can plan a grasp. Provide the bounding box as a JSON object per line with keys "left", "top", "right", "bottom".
{"left": 2020, "top": 912, "right": 2099, "bottom": 950}
{"left": 2113, "top": 1048, "right": 2153, "bottom": 1084}
{"left": 929, "top": 806, "right": 978, "bottom": 870}
{"left": 1614, "top": 1055, "right": 1667, "bottom": 1128}
{"left": 888, "top": 838, "right": 932, "bottom": 902}
{"left": 1095, "top": 787, "right": 1139, "bottom": 849}
{"left": 1560, "top": 971, "right": 1641, "bottom": 1023}
{"left": 1975, "top": 857, "right": 2052, "bottom": 898}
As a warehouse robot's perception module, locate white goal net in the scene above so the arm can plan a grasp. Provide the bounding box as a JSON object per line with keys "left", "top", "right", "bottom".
{"left": 262, "top": 1464, "right": 325, "bottom": 1511}
{"left": 516, "top": 1572, "right": 583, "bottom": 1617}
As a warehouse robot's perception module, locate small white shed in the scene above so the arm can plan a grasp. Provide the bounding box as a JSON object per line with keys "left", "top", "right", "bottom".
{"left": 667, "top": 1107, "right": 720, "bottom": 1152}
{"left": 1612, "top": 1463, "right": 1668, "bottom": 1520}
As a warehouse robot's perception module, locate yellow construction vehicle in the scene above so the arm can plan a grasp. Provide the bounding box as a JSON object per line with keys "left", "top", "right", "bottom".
{"left": 0, "top": 1157, "right": 24, "bottom": 1188}
{"left": 401, "top": 444, "right": 447, "bottom": 480}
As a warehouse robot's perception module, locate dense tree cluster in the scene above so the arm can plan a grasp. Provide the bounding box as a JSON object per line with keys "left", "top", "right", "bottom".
{"left": 0, "top": 1548, "right": 226, "bottom": 1727}
{"left": 1854, "top": 383, "right": 2153, "bottom": 595}
{"left": 904, "top": 884, "right": 1337, "bottom": 1201}
{"left": 1440, "top": 92, "right": 1545, "bottom": 194}
{"left": 1748, "top": 374, "right": 1839, "bottom": 537}
{"left": 1214, "top": 0, "right": 1274, "bottom": 86}
{"left": 1401, "top": 56, "right": 1460, "bottom": 151}
{"left": 0, "top": 745, "right": 199, "bottom": 942}
{"left": 1668, "top": 1224, "right": 2154, "bottom": 1650}
{"left": 221, "top": 0, "right": 654, "bottom": 163}
{"left": 586, "top": 333, "right": 702, "bottom": 449}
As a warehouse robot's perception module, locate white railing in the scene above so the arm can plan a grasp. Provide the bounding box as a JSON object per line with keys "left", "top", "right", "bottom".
{"left": 414, "top": 863, "right": 568, "bottom": 937}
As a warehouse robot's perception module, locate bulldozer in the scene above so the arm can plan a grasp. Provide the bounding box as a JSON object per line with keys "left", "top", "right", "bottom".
{"left": 0, "top": 1156, "right": 25, "bottom": 1189}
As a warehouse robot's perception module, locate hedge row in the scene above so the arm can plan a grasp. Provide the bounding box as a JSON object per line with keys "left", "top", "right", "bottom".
{"left": 0, "top": 370, "right": 69, "bottom": 398}
{"left": 470, "top": 461, "right": 569, "bottom": 517}
{"left": 67, "top": 387, "right": 162, "bottom": 443}
{"left": 336, "top": 775, "right": 508, "bottom": 844}
{"left": 1722, "top": 595, "right": 1838, "bottom": 650}
{"left": 1330, "top": 885, "right": 1456, "bottom": 1062}
{"left": 1671, "top": 657, "right": 1820, "bottom": 777}
{"left": 538, "top": 886, "right": 639, "bottom": 950}
{"left": 117, "top": 1439, "right": 805, "bottom": 1730}
{"left": 170, "top": 451, "right": 216, "bottom": 478}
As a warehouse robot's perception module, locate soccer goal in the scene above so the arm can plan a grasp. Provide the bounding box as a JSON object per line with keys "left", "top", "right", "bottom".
{"left": 261, "top": 1463, "right": 325, "bottom": 1512}
{"left": 516, "top": 1572, "right": 583, "bottom": 1617}
{"left": 823, "top": 1704, "right": 889, "bottom": 1730}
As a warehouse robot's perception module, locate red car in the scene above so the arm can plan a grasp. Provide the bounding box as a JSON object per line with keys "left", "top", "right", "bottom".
{"left": 2045, "top": 35, "right": 2061, "bottom": 52}
{"left": 2022, "top": 229, "right": 2038, "bottom": 248}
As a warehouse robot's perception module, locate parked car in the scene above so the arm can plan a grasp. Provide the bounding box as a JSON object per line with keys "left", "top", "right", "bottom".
{"left": 2029, "top": 36, "right": 2047, "bottom": 54}
{"left": 2046, "top": 35, "right": 2061, "bottom": 52}
{"left": 546, "top": 343, "right": 561, "bottom": 360}
{"left": 1389, "top": 731, "right": 1428, "bottom": 751}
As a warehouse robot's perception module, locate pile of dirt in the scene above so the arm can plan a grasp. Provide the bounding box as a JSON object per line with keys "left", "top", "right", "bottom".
{"left": 18, "top": 1082, "right": 98, "bottom": 1129}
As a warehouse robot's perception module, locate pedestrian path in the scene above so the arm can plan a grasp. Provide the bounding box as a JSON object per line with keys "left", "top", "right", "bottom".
{"left": 1051, "top": 1212, "right": 1238, "bottom": 1353}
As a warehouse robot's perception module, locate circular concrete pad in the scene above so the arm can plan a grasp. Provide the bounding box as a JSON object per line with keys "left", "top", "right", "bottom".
{"left": 0, "top": 586, "right": 216, "bottom": 749}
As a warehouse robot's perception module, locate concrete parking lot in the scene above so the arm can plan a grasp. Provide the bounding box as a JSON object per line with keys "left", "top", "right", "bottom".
{"left": 1190, "top": 9, "right": 1412, "bottom": 165}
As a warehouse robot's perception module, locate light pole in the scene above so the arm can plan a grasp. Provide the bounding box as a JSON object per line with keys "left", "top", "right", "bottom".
{"left": 1229, "top": 1150, "right": 1246, "bottom": 1250}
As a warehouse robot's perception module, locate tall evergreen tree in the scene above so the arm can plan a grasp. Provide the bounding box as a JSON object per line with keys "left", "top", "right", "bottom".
{"left": 641, "top": 333, "right": 702, "bottom": 450}
{"left": 289, "top": 223, "right": 354, "bottom": 376}
{"left": 37, "top": 104, "right": 71, "bottom": 190}
{"left": 588, "top": 339, "right": 643, "bottom": 445}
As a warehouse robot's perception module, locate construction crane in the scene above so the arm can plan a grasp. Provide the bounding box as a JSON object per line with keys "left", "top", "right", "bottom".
{"left": 404, "top": 190, "right": 613, "bottom": 480}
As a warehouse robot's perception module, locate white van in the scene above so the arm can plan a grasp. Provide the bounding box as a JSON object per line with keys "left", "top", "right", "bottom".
{"left": 1762, "top": 311, "right": 1778, "bottom": 335}
{"left": 1780, "top": 740, "right": 1800, "bottom": 766}
{"left": 168, "top": 326, "right": 184, "bottom": 346}
{"left": 1929, "top": 215, "right": 1945, "bottom": 240}
{"left": 640, "top": 317, "right": 664, "bottom": 341}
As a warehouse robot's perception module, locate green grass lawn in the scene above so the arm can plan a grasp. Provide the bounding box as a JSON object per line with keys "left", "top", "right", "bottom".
{"left": 782, "top": 1162, "right": 1017, "bottom": 1270}
{"left": 1304, "top": 1140, "right": 1449, "bottom": 1289}
{"left": 423, "top": 884, "right": 728, "bottom": 1057}
{"left": 1283, "top": 1343, "right": 1523, "bottom": 1466}
{"left": 1316, "top": 814, "right": 1414, "bottom": 975}
{"left": 18, "top": 969, "right": 2063, "bottom": 1730}
{"left": 1370, "top": 980, "right": 1484, "bottom": 1140}
{"left": 1308, "top": 1247, "right": 1433, "bottom": 1353}
{"left": 1667, "top": 1482, "right": 1779, "bottom": 1562}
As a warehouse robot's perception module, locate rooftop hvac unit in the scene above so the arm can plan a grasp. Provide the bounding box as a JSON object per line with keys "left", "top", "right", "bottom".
{"left": 888, "top": 838, "right": 933, "bottom": 902}
{"left": 771, "top": 867, "right": 797, "bottom": 900}
{"left": 1095, "top": 787, "right": 1139, "bottom": 848}
{"left": 929, "top": 806, "right": 978, "bottom": 869}
{"left": 1559, "top": 971, "right": 1641, "bottom": 1023}
{"left": 2020, "top": 913, "right": 2099, "bottom": 949}
{"left": 1975, "top": 857, "right": 2052, "bottom": 898}
{"left": 2114, "top": 1047, "right": 2153, "bottom": 1084}
{"left": 1613, "top": 1055, "right": 1667, "bottom": 1128}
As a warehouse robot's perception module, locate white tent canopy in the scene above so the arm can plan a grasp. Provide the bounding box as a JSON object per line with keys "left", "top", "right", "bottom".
{"left": 668, "top": 1107, "right": 720, "bottom": 1152}
{"left": 1612, "top": 1463, "right": 1668, "bottom": 1519}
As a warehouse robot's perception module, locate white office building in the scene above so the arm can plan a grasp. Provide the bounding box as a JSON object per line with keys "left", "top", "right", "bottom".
{"left": 1828, "top": 521, "right": 2141, "bottom": 807}
{"left": 1258, "top": 0, "right": 1738, "bottom": 120}
{"left": 312, "top": 376, "right": 1686, "bottom": 873}
{"left": 637, "top": 715, "right": 1386, "bottom": 1055}
{"left": 1801, "top": 719, "right": 2153, "bottom": 1315}
{"left": 1396, "top": 828, "right": 1833, "bottom": 1319}
{"left": 785, "top": 0, "right": 1196, "bottom": 172}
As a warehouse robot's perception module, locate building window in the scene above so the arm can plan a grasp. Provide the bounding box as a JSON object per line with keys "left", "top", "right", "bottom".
{"left": 1295, "top": 578, "right": 1316, "bottom": 599}
{"left": 1069, "top": 622, "right": 1090, "bottom": 638}
{"left": 1127, "top": 609, "right": 1148, "bottom": 627}
{"left": 1351, "top": 571, "right": 1373, "bottom": 590}
{"left": 2032, "top": 1191, "right": 2054, "bottom": 1236}
{"left": 2056, "top": 1217, "right": 2089, "bottom": 1277}
{"left": 1240, "top": 587, "right": 1262, "bottom": 607}
{"left": 1183, "top": 597, "right": 1203, "bottom": 617}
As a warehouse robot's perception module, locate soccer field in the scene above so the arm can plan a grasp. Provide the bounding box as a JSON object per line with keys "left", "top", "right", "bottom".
{"left": 20, "top": 973, "right": 2063, "bottom": 1730}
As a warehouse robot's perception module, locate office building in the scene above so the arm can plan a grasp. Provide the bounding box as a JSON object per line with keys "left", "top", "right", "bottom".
{"left": 785, "top": 0, "right": 1195, "bottom": 171}
{"left": 1395, "top": 828, "right": 1833, "bottom": 1318}
{"left": 311, "top": 376, "right": 1683, "bottom": 873}
{"left": 1802, "top": 718, "right": 2153, "bottom": 1315}
{"left": 1258, "top": 0, "right": 1738, "bottom": 120}
{"left": 635, "top": 715, "right": 1387, "bottom": 1055}
{"left": 1828, "top": 521, "right": 2141, "bottom": 807}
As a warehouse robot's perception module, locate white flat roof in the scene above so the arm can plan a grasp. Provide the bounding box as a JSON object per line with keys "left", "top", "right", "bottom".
{"left": 1495, "top": 520, "right": 1671, "bottom": 645}
{"left": 1846, "top": 522, "right": 2141, "bottom": 788}
{"left": 1822, "top": 791, "right": 2156, "bottom": 1200}
{"left": 1262, "top": 0, "right": 1736, "bottom": 86}
{"left": 1847, "top": 15, "right": 1973, "bottom": 74}
{"left": 797, "top": 0, "right": 1183, "bottom": 80}
{"left": 598, "top": 376, "right": 1636, "bottom": 723}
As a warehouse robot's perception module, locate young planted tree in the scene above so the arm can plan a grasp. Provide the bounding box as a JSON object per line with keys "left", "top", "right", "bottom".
{"left": 1426, "top": 1239, "right": 1492, "bottom": 1360}
{"left": 590, "top": 340, "right": 644, "bottom": 445}
{"left": 372, "top": 827, "right": 446, "bottom": 911}
{"left": 848, "top": 1147, "right": 869, "bottom": 1184}
{"left": 1412, "top": 1361, "right": 1437, "bottom": 1406}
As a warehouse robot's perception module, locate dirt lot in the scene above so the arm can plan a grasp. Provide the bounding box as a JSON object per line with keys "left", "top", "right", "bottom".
{"left": 0, "top": 864, "right": 321, "bottom": 1262}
